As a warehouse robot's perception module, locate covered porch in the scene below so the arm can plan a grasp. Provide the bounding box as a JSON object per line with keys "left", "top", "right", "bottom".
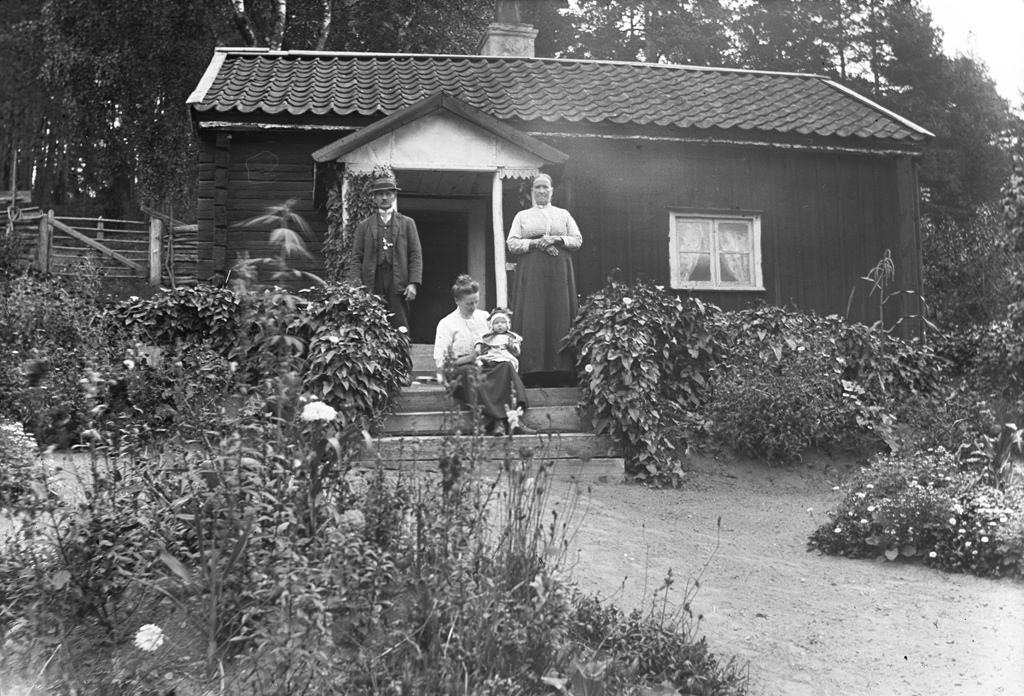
{"left": 312, "top": 92, "right": 568, "bottom": 343}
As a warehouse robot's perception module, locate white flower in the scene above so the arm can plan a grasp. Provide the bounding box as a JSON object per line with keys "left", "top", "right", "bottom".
{"left": 965, "top": 541, "right": 972, "bottom": 548}
{"left": 834, "top": 526, "right": 842, "bottom": 533}
{"left": 134, "top": 624, "right": 165, "bottom": 652}
{"left": 865, "top": 484, "right": 874, "bottom": 489}
{"left": 981, "top": 536, "right": 989, "bottom": 543}
{"left": 929, "top": 551, "right": 937, "bottom": 558}
{"left": 856, "top": 492, "right": 867, "bottom": 499}
{"left": 339, "top": 509, "right": 365, "bottom": 530}
{"left": 867, "top": 506, "right": 875, "bottom": 512}
{"left": 398, "top": 326, "right": 408, "bottom": 334}
{"left": 622, "top": 297, "right": 633, "bottom": 307}
{"left": 948, "top": 517, "right": 957, "bottom": 525}
{"left": 123, "top": 359, "right": 136, "bottom": 370}
{"left": 584, "top": 364, "right": 594, "bottom": 374}
{"left": 859, "top": 518, "right": 868, "bottom": 524}
{"left": 300, "top": 401, "right": 337, "bottom": 422}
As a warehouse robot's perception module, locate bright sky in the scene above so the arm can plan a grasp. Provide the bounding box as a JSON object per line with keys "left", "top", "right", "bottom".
{"left": 921, "top": 0, "right": 1024, "bottom": 106}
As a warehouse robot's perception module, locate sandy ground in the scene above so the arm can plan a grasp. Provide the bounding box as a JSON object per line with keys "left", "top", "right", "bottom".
{"left": 555, "top": 452, "right": 1024, "bottom": 696}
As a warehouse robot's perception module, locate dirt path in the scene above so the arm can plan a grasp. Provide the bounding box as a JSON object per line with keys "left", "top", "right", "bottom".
{"left": 556, "top": 452, "right": 1024, "bottom": 696}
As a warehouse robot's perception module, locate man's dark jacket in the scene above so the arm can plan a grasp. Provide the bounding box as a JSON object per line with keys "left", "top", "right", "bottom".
{"left": 347, "top": 212, "right": 423, "bottom": 292}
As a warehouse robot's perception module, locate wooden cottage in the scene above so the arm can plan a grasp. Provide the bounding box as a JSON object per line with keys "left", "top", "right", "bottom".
{"left": 187, "top": 22, "right": 932, "bottom": 343}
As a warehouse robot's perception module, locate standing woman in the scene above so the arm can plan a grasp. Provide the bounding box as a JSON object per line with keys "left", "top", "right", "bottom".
{"left": 433, "top": 274, "right": 529, "bottom": 434}
{"left": 506, "top": 174, "right": 582, "bottom": 385}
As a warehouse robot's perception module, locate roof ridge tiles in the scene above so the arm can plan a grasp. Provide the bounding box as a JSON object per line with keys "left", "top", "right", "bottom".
{"left": 211, "top": 46, "right": 829, "bottom": 81}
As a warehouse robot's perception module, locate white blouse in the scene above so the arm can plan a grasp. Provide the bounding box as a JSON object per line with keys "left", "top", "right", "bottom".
{"left": 506, "top": 205, "right": 583, "bottom": 255}
{"left": 433, "top": 308, "right": 490, "bottom": 370}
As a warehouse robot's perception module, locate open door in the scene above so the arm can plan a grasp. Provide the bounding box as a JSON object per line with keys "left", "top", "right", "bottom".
{"left": 407, "top": 209, "right": 469, "bottom": 344}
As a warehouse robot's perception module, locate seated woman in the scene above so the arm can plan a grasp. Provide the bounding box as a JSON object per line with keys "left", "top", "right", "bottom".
{"left": 433, "top": 275, "right": 529, "bottom": 435}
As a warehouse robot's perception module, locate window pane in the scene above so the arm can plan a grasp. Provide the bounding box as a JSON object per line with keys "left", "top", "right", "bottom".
{"left": 678, "top": 220, "right": 712, "bottom": 251}
{"left": 680, "top": 252, "right": 711, "bottom": 281}
{"left": 718, "top": 221, "right": 751, "bottom": 252}
{"left": 719, "top": 253, "right": 750, "bottom": 283}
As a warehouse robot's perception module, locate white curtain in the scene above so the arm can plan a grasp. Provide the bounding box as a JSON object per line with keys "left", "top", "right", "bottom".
{"left": 717, "top": 222, "right": 751, "bottom": 284}
{"left": 677, "top": 220, "right": 711, "bottom": 282}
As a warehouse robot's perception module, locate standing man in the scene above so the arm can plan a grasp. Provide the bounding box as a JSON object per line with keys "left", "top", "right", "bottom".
{"left": 347, "top": 173, "right": 423, "bottom": 330}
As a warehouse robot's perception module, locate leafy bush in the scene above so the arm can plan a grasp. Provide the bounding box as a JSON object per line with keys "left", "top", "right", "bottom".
{"left": 566, "top": 591, "right": 747, "bottom": 695}
{"left": 922, "top": 206, "right": 1019, "bottom": 326}
{"left": 808, "top": 447, "right": 1024, "bottom": 579}
{"left": 933, "top": 320, "right": 1024, "bottom": 413}
{"left": 566, "top": 280, "right": 722, "bottom": 485}
{"left": 109, "top": 281, "right": 410, "bottom": 432}
{"left": 304, "top": 283, "right": 412, "bottom": 428}
{"left": 709, "top": 305, "right": 944, "bottom": 464}
{"left": 0, "top": 227, "right": 30, "bottom": 283}
{"left": 711, "top": 351, "right": 869, "bottom": 465}
{"left": 111, "top": 285, "right": 243, "bottom": 356}
{"left": 0, "top": 268, "right": 122, "bottom": 446}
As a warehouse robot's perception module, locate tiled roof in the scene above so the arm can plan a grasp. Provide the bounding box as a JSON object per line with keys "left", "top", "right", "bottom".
{"left": 189, "top": 49, "right": 932, "bottom": 144}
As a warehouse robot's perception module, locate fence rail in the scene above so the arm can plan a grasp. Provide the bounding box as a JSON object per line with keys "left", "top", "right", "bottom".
{"left": 4, "top": 208, "right": 197, "bottom": 287}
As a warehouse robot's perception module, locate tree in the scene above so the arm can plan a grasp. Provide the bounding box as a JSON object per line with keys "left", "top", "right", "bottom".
{"left": 559, "top": 0, "right": 732, "bottom": 66}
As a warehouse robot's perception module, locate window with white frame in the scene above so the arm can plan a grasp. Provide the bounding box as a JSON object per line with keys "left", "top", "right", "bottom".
{"left": 669, "top": 212, "right": 763, "bottom": 290}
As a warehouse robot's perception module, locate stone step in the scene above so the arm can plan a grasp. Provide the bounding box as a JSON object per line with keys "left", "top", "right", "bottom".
{"left": 382, "top": 404, "right": 588, "bottom": 435}
{"left": 410, "top": 343, "right": 434, "bottom": 374}
{"left": 360, "top": 432, "right": 621, "bottom": 463}
{"left": 394, "top": 384, "right": 581, "bottom": 412}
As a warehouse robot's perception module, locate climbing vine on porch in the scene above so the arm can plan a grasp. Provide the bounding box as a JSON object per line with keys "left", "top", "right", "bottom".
{"left": 322, "top": 164, "right": 394, "bottom": 282}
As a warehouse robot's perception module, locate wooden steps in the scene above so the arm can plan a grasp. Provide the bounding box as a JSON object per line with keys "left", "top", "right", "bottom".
{"left": 365, "top": 344, "right": 623, "bottom": 474}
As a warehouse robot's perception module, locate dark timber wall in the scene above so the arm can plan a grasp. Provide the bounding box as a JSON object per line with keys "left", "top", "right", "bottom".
{"left": 197, "top": 131, "right": 330, "bottom": 285}
{"left": 549, "top": 136, "right": 922, "bottom": 327}
{"left": 196, "top": 127, "right": 922, "bottom": 327}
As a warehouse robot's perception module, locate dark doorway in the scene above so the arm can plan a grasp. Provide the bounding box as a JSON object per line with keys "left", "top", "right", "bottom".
{"left": 408, "top": 209, "right": 468, "bottom": 343}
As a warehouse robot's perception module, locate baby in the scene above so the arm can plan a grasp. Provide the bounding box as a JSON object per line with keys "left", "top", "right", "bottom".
{"left": 475, "top": 308, "right": 523, "bottom": 371}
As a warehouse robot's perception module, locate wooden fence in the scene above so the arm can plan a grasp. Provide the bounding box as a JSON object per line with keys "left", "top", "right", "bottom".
{"left": 5, "top": 208, "right": 197, "bottom": 287}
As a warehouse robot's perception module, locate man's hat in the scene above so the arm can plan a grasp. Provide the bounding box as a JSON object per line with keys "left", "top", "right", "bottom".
{"left": 369, "top": 174, "right": 400, "bottom": 193}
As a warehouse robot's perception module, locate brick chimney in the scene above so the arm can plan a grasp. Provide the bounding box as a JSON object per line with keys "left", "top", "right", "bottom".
{"left": 477, "top": 0, "right": 538, "bottom": 57}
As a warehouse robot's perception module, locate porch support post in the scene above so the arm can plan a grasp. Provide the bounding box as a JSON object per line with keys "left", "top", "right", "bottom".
{"left": 491, "top": 171, "right": 507, "bottom": 307}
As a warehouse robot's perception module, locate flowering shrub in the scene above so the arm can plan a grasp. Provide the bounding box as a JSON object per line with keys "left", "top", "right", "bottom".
{"left": 809, "top": 449, "right": 1024, "bottom": 579}
{"left": 566, "top": 280, "right": 722, "bottom": 485}
{"left": 0, "top": 419, "right": 38, "bottom": 506}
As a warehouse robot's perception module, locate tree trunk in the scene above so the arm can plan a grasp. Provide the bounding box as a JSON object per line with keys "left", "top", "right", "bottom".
{"left": 228, "top": 0, "right": 258, "bottom": 46}
{"left": 270, "top": 0, "right": 287, "bottom": 50}
{"left": 314, "top": 0, "right": 331, "bottom": 50}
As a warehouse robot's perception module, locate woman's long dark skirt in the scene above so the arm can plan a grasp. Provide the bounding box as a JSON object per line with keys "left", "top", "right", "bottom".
{"left": 510, "top": 249, "right": 578, "bottom": 375}
{"left": 449, "top": 361, "right": 527, "bottom": 421}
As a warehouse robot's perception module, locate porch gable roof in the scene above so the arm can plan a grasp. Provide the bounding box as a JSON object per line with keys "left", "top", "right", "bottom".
{"left": 312, "top": 92, "right": 569, "bottom": 164}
